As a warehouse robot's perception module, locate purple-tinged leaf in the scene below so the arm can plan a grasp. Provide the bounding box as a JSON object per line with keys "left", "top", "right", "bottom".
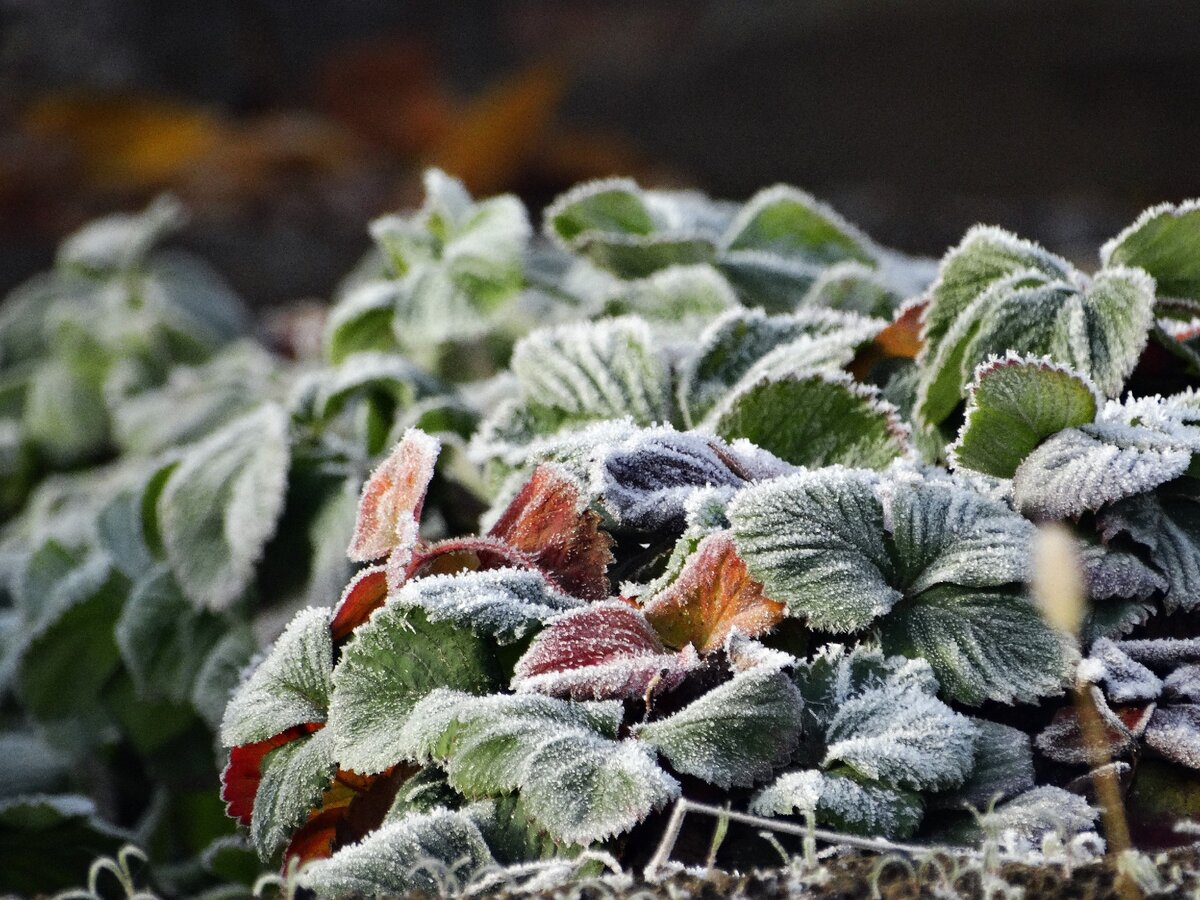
{"left": 1144, "top": 705, "right": 1200, "bottom": 769}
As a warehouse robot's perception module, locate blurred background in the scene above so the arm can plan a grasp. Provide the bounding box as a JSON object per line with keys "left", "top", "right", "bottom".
{"left": 2, "top": 0, "right": 1200, "bottom": 308}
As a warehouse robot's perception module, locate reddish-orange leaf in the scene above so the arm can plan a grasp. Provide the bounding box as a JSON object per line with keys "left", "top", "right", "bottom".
{"left": 330, "top": 566, "right": 389, "bottom": 642}
{"left": 849, "top": 298, "right": 927, "bottom": 380}
{"left": 642, "top": 531, "right": 784, "bottom": 653}
{"left": 488, "top": 466, "right": 614, "bottom": 600}
{"left": 348, "top": 429, "right": 440, "bottom": 563}
{"left": 221, "top": 724, "right": 321, "bottom": 826}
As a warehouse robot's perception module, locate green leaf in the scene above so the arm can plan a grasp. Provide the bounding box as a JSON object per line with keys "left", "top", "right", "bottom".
{"left": 327, "top": 606, "right": 498, "bottom": 774}
{"left": 1012, "top": 427, "right": 1191, "bottom": 520}
{"left": 635, "top": 664, "right": 804, "bottom": 789}
{"left": 191, "top": 626, "right": 256, "bottom": 729}
{"left": 711, "top": 371, "right": 907, "bottom": 469}
{"left": 722, "top": 185, "right": 875, "bottom": 267}
{"left": 220, "top": 607, "right": 333, "bottom": 746}
{"left": 547, "top": 179, "right": 656, "bottom": 242}
{"left": 1102, "top": 200, "right": 1200, "bottom": 300}
{"left": 298, "top": 809, "right": 496, "bottom": 897}
{"left": 511, "top": 317, "right": 674, "bottom": 426}
{"left": 679, "top": 308, "right": 876, "bottom": 425}
{"left": 751, "top": 768, "right": 924, "bottom": 838}
{"left": 803, "top": 261, "right": 902, "bottom": 317}
{"left": 823, "top": 680, "right": 976, "bottom": 791}
{"left": 158, "top": 404, "right": 291, "bottom": 610}
{"left": 325, "top": 283, "right": 402, "bottom": 363}
{"left": 115, "top": 567, "right": 226, "bottom": 704}
{"left": 729, "top": 469, "right": 899, "bottom": 632}
{"left": 17, "top": 559, "right": 125, "bottom": 720}
{"left": 252, "top": 728, "right": 336, "bottom": 860}
{"left": 57, "top": 194, "right": 184, "bottom": 274}
{"left": 882, "top": 586, "right": 1068, "bottom": 705}
{"left": 950, "top": 354, "right": 1101, "bottom": 477}
{"left": 406, "top": 690, "right": 677, "bottom": 845}
{"left": 1100, "top": 494, "right": 1200, "bottom": 613}
{"left": 22, "top": 359, "right": 109, "bottom": 466}
{"left": 932, "top": 719, "right": 1034, "bottom": 811}
{"left": 595, "top": 265, "right": 739, "bottom": 326}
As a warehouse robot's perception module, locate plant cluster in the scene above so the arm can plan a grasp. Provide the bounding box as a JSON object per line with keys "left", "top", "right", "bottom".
{"left": 6, "top": 171, "right": 1200, "bottom": 895}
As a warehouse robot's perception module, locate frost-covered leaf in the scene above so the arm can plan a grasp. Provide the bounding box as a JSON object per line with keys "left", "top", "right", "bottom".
{"left": 1034, "top": 690, "right": 1153, "bottom": 764}
{"left": 330, "top": 566, "right": 388, "bottom": 643}
{"left": 1102, "top": 200, "right": 1200, "bottom": 300}
{"left": 803, "top": 261, "right": 902, "bottom": 317}
{"left": 114, "top": 566, "right": 225, "bottom": 704}
{"left": 888, "top": 478, "right": 1034, "bottom": 594}
{"left": 594, "top": 429, "right": 748, "bottom": 533}
{"left": 1164, "top": 665, "right": 1200, "bottom": 703}
{"left": 678, "top": 308, "right": 877, "bottom": 425}
{"left": 221, "top": 607, "right": 333, "bottom": 746}
{"left": 511, "top": 318, "right": 674, "bottom": 426}
{"left": 487, "top": 465, "right": 614, "bottom": 600}
{"left": 596, "top": 265, "right": 739, "bottom": 326}
{"left": 57, "top": 194, "right": 184, "bottom": 273}
{"left": 933, "top": 720, "right": 1034, "bottom": 811}
{"left": 643, "top": 530, "right": 783, "bottom": 652}
{"left": 298, "top": 809, "right": 496, "bottom": 897}
{"left": 1078, "top": 541, "right": 1167, "bottom": 603}
{"left": 110, "top": 343, "right": 277, "bottom": 454}
{"left": 711, "top": 371, "right": 907, "bottom": 470}
{"left": 1012, "top": 427, "right": 1189, "bottom": 520}
{"left": 158, "top": 404, "right": 290, "bottom": 610}
{"left": 729, "top": 469, "right": 897, "bottom": 632}
{"left": 512, "top": 601, "right": 699, "bottom": 701}
{"left": 221, "top": 724, "right": 318, "bottom": 827}
{"left": 751, "top": 768, "right": 924, "bottom": 838}
{"left": 950, "top": 354, "right": 1101, "bottom": 477}
{"left": 883, "top": 586, "right": 1068, "bottom": 705}
{"left": 635, "top": 663, "right": 803, "bottom": 788}
{"left": 192, "top": 627, "right": 256, "bottom": 729}
{"left": 1100, "top": 495, "right": 1200, "bottom": 612}
{"left": 823, "top": 679, "right": 976, "bottom": 791}
{"left": 406, "top": 690, "right": 678, "bottom": 845}
{"left": 394, "top": 568, "right": 583, "bottom": 645}
{"left": 978, "top": 786, "right": 1098, "bottom": 843}
{"left": 722, "top": 185, "right": 875, "bottom": 266}
{"left": 327, "top": 605, "right": 497, "bottom": 774}
{"left": 252, "top": 728, "right": 336, "bottom": 860}
{"left": 1088, "top": 639, "right": 1163, "bottom": 704}
{"left": 347, "top": 429, "right": 440, "bottom": 563}
{"left": 1115, "top": 638, "right": 1200, "bottom": 669}
{"left": 1144, "top": 704, "right": 1200, "bottom": 769}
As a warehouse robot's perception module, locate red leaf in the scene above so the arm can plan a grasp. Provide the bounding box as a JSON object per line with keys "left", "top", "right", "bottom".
{"left": 488, "top": 465, "right": 614, "bottom": 600}
{"left": 512, "top": 601, "right": 699, "bottom": 701}
{"left": 330, "top": 566, "right": 389, "bottom": 642}
{"left": 643, "top": 531, "right": 784, "bottom": 653}
{"left": 221, "top": 724, "right": 321, "bottom": 826}
{"left": 347, "top": 429, "right": 440, "bottom": 563}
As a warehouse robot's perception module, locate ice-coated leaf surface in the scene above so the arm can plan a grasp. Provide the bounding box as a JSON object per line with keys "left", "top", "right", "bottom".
{"left": 511, "top": 317, "right": 674, "bottom": 426}
{"left": 803, "top": 261, "right": 902, "bottom": 317}
{"left": 252, "top": 728, "right": 336, "bottom": 860}
{"left": 158, "top": 403, "right": 290, "bottom": 610}
{"left": 347, "top": 428, "right": 440, "bottom": 563}
{"left": 933, "top": 720, "right": 1034, "bottom": 811}
{"left": 1013, "top": 428, "right": 1190, "bottom": 520}
{"left": 710, "top": 371, "right": 907, "bottom": 470}
{"left": 221, "top": 725, "right": 316, "bottom": 827}
{"left": 978, "top": 786, "right": 1098, "bottom": 843}
{"left": 950, "top": 353, "right": 1101, "bottom": 478}
{"left": 487, "top": 464, "right": 614, "bottom": 600}
{"left": 57, "top": 194, "right": 184, "bottom": 273}
{"left": 393, "top": 567, "right": 583, "bottom": 645}
{"left": 114, "top": 566, "right": 226, "bottom": 704}
{"left": 1102, "top": 200, "right": 1200, "bottom": 300}
{"left": 327, "top": 605, "right": 497, "bottom": 774}
{"left": 221, "top": 607, "right": 333, "bottom": 747}
{"left": 751, "top": 768, "right": 924, "bottom": 838}
{"left": 512, "top": 601, "right": 700, "bottom": 701}
{"left": 883, "top": 586, "right": 1068, "bottom": 705}
{"left": 635, "top": 662, "right": 803, "bottom": 788}
{"left": 722, "top": 184, "right": 875, "bottom": 265}
{"left": 594, "top": 428, "right": 748, "bottom": 533}
{"left": 823, "top": 676, "right": 976, "bottom": 792}
{"left": 1034, "top": 689, "right": 1153, "bottom": 765}
{"left": 329, "top": 566, "right": 388, "bottom": 642}
{"left": 729, "top": 468, "right": 898, "bottom": 632}
{"left": 595, "top": 265, "right": 739, "bottom": 326}
{"left": 677, "top": 307, "right": 876, "bottom": 425}
{"left": 1088, "top": 639, "right": 1163, "bottom": 703}
{"left": 1143, "top": 704, "right": 1200, "bottom": 769}
{"left": 642, "top": 530, "right": 784, "bottom": 652}
{"left": 1100, "top": 495, "right": 1200, "bottom": 612}
{"left": 1164, "top": 665, "right": 1200, "bottom": 703}
{"left": 405, "top": 689, "right": 678, "bottom": 845}
{"left": 298, "top": 809, "right": 496, "bottom": 897}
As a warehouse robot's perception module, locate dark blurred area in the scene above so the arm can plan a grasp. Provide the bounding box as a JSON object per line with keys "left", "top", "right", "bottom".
{"left": 2, "top": 0, "right": 1199, "bottom": 306}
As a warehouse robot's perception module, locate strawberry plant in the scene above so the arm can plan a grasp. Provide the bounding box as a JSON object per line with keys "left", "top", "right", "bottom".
{"left": 6, "top": 173, "right": 1200, "bottom": 894}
